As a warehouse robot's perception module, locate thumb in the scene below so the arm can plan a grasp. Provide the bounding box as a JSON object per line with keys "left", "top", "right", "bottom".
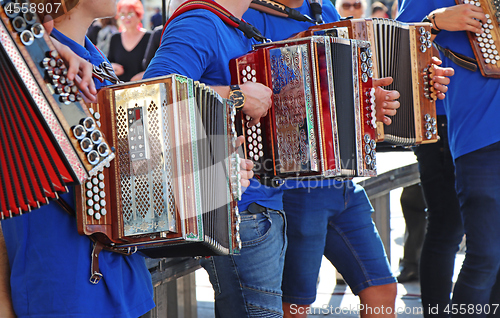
{"left": 372, "top": 76, "right": 393, "bottom": 88}
{"left": 43, "top": 15, "right": 54, "bottom": 34}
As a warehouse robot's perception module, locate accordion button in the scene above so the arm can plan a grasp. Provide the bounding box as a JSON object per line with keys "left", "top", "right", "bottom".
{"left": 86, "top": 191, "right": 93, "bottom": 198}
{"left": 93, "top": 195, "right": 100, "bottom": 202}
{"left": 94, "top": 213, "right": 101, "bottom": 220}
{"left": 87, "top": 209, "right": 94, "bottom": 216}
{"left": 370, "top": 140, "right": 376, "bottom": 150}
{"left": 493, "top": 60, "right": 498, "bottom": 65}
{"left": 364, "top": 134, "right": 371, "bottom": 143}
{"left": 94, "top": 203, "right": 101, "bottom": 210}
{"left": 87, "top": 199, "right": 94, "bottom": 206}
{"left": 86, "top": 182, "right": 92, "bottom": 190}
{"left": 101, "top": 209, "right": 107, "bottom": 216}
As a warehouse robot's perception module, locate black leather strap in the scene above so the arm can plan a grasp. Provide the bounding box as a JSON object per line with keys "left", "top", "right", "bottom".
{"left": 434, "top": 42, "right": 478, "bottom": 73}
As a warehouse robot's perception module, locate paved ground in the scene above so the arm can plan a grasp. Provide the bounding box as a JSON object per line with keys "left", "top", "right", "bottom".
{"left": 195, "top": 153, "right": 465, "bottom": 317}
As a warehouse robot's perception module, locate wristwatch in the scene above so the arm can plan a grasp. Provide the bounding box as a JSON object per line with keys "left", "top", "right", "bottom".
{"left": 228, "top": 85, "right": 246, "bottom": 109}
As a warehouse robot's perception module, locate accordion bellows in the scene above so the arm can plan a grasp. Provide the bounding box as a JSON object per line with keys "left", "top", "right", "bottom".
{"left": 0, "top": 1, "right": 114, "bottom": 219}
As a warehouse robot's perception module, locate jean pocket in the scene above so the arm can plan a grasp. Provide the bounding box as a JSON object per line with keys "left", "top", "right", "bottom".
{"left": 239, "top": 212, "right": 272, "bottom": 247}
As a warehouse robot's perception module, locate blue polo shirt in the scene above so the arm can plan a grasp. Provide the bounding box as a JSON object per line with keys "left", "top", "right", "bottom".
{"left": 398, "top": 0, "right": 500, "bottom": 159}
{"left": 1, "top": 29, "right": 154, "bottom": 318}
{"left": 144, "top": 9, "right": 283, "bottom": 212}
{"left": 244, "top": 0, "right": 343, "bottom": 189}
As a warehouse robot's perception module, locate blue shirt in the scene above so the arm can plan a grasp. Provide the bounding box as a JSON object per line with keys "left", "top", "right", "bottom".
{"left": 244, "top": 0, "right": 343, "bottom": 189}
{"left": 144, "top": 8, "right": 283, "bottom": 212}
{"left": 398, "top": 0, "right": 500, "bottom": 159}
{"left": 1, "top": 29, "right": 154, "bottom": 318}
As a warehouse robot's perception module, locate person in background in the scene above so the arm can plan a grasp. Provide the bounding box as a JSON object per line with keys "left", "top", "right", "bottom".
{"left": 142, "top": 0, "right": 185, "bottom": 70}
{"left": 371, "top": 1, "right": 389, "bottom": 18}
{"left": 336, "top": 0, "right": 366, "bottom": 18}
{"left": 150, "top": 7, "right": 163, "bottom": 30}
{"left": 96, "top": 17, "right": 118, "bottom": 56}
{"left": 108, "top": 0, "right": 151, "bottom": 82}
{"left": 397, "top": 183, "right": 427, "bottom": 283}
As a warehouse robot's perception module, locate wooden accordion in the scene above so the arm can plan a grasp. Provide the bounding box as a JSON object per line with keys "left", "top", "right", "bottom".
{"left": 76, "top": 75, "right": 243, "bottom": 257}
{"left": 230, "top": 35, "right": 378, "bottom": 182}
{"left": 0, "top": 1, "right": 114, "bottom": 219}
{"left": 456, "top": 0, "right": 500, "bottom": 78}
{"left": 298, "top": 18, "right": 439, "bottom": 146}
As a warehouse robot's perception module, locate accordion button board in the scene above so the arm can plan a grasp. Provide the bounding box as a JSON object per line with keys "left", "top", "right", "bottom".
{"left": 0, "top": 1, "right": 114, "bottom": 219}
{"left": 457, "top": 0, "right": 500, "bottom": 77}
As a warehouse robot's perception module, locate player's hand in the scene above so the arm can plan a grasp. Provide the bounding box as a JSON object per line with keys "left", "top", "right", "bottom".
{"left": 432, "top": 4, "right": 487, "bottom": 34}
{"left": 372, "top": 77, "right": 400, "bottom": 126}
{"left": 240, "top": 82, "right": 272, "bottom": 127}
{"left": 111, "top": 63, "right": 125, "bottom": 76}
{"left": 430, "top": 56, "right": 455, "bottom": 100}
{"left": 43, "top": 16, "right": 97, "bottom": 102}
{"left": 234, "top": 135, "right": 253, "bottom": 188}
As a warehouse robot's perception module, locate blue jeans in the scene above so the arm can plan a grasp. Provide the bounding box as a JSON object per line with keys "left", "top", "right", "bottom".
{"left": 200, "top": 204, "right": 287, "bottom": 318}
{"left": 414, "top": 116, "right": 464, "bottom": 317}
{"left": 281, "top": 182, "right": 395, "bottom": 304}
{"left": 452, "top": 141, "right": 500, "bottom": 316}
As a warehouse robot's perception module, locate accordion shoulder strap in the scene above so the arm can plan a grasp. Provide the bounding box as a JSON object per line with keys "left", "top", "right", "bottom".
{"left": 249, "top": 0, "right": 321, "bottom": 23}
{"left": 434, "top": 41, "right": 478, "bottom": 73}
{"left": 162, "top": 0, "right": 267, "bottom": 43}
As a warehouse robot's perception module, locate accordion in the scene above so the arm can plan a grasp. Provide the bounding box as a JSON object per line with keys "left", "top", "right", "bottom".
{"left": 456, "top": 0, "right": 500, "bottom": 78}
{"left": 298, "top": 18, "right": 439, "bottom": 146}
{"left": 0, "top": 2, "right": 114, "bottom": 219}
{"left": 76, "top": 75, "right": 242, "bottom": 257}
{"left": 230, "top": 35, "right": 378, "bottom": 182}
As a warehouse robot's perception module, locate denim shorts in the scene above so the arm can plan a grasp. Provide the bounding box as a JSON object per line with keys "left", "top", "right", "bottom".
{"left": 201, "top": 204, "right": 287, "bottom": 318}
{"left": 281, "top": 181, "right": 395, "bottom": 305}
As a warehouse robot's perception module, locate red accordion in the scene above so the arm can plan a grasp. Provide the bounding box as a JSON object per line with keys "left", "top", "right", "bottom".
{"left": 230, "top": 35, "right": 378, "bottom": 183}
{"left": 0, "top": 3, "right": 114, "bottom": 219}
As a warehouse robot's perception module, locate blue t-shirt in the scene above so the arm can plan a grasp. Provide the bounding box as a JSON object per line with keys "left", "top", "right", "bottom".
{"left": 244, "top": 1, "right": 343, "bottom": 189}
{"left": 1, "top": 29, "right": 154, "bottom": 318}
{"left": 144, "top": 9, "right": 283, "bottom": 212}
{"left": 398, "top": 0, "right": 500, "bottom": 159}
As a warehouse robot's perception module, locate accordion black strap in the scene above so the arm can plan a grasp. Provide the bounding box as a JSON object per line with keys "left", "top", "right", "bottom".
{"left": 162, "top": 0, "right": 267, "bottom": 43}
{"left": 55, "top": 197, "right": 136, "bottom": 284}
{"left": 249, "top": 0, "right": 323, "bottom": 24}
{"left": 434, "top": 41, "right": 478, "bottom": 73}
